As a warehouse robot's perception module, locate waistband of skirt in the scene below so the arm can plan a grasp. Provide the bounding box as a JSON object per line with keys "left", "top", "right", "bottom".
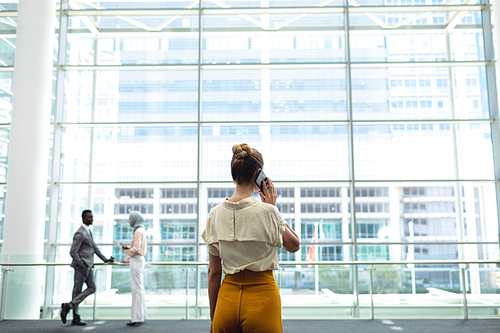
{"left": 223, "top": 269, "right": 275, "bottom": 284}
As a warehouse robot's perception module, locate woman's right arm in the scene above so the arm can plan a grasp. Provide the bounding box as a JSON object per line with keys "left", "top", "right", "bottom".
{"left": 282, "top": 223, "right": 300, "bottom": 253}
{"left": 120, "top": 256, "right": 130, "bottom": 264}
{"left": 261, "top": 178, "right": 301, "bottom": 253}
{"left": 124, "top": 228, "right": 144, "bottom": 257}
{"left": 208, "top": 253, "right": 222, "bottom": 333}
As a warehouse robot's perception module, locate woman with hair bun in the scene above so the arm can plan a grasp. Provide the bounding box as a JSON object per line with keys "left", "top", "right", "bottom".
{"left": 202, "top": 143, "right": 300, "bottom": 333}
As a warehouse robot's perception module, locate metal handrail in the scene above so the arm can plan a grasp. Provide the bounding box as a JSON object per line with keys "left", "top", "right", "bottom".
{"left": 1, "top": 260, "right": 498, "bottom": 321}
{"left": 1, "top": 240, "right": 499, "bottom": 247}
{"left": 0, "top": 259, "right": 498, "bottom": 266}
{"left": 43, "top": 240, "right": 500, "bottom": 247}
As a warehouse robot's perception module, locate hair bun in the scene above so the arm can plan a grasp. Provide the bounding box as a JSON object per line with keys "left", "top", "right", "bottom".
{"left": 232, "top": 143, "right": 252, "bottom": 159}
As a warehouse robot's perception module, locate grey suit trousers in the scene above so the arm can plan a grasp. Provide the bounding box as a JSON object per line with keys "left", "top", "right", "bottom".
{"left": 71, "top": 265, "right": 95, "bottom": 315}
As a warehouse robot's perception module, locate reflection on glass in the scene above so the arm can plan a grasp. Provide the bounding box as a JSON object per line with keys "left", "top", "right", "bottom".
{"left": 352, "top": 67, "right": 489, "bottom": 120}
{"left": 267, "top": 31, "right": 345, "bottom": 63}
{"left": 60, "top": 126, "right": 198, "bottom": 182}
{"left": 57, "top": 185, "right": 200, "bottom": 260}
{"left": 64, "top": 70, "right": 198, "bottom": 123}
{"left": 51, "top": 181, "right": 499, "bottom": 317}
{"left": 0, "top": 72, "right": 13, "bottom": 121}
{"left": 0, "top": 35, "right": 16, "bottom": 67}
{"left": 96, "top": 70, "right": 198, "bottom": 122}
{"left": 63, "top": 71, "right": 93, "bottom": 122}
{"left": 203, "top": 16, "right": 344, "bottom": 64}
{"left": 0, "top": 3, "right": 17, "bottom": 11}
{"left": 457, "top": 123, "right": 494, "bottom": 179}
{"left": 68, "top": 15, "right": 199, "bottom": 31}
{"left": 202, "top": 69, "right": 261, "bottom": 121}
{"left": 55, "top": 185, "right": 90, "bottom": 250}
{"left": 270, "top": 68, "right": 347, "bottom": 120}
{"left": 0, "top": 129, "right": 8, "bottom": 183}
{"left": 203, "top": 0, "right": 345, "bottom": 8}
{"left": 0, "top": 185, "right": 4, "bottom": 241}
{"left": 67, "top": 16, "right": 199, "bottom": 65}
{"left": 67, "top": 33, "right": 199, "bottom": 66}
{"left": 354, "top": 124, "right": 455, "bottom": 180}
{"left": 69, "top": 1, "right": 198, "bottom": 10}
{"left": 201, "top": 125, "right": 349, "bottom": 181}
{"left": 7, "top": 0, "right": 500, "bottom": 320}
{"left": 353, "top": 124, "right": 494, "bottom": 180}
{"left": 349, "top": 12, "right": 483, "bottom": 62}
{"left": 203, "top": 33, "right": 262, "bottom": 64}
{"left": 60, "top": 128, "right": 91, "bottom": 182}
{"left": 352, "top": 0, "right": 473, "bottom": 4}
{"left": 202, "top": 68, "right": 346, "bottom": 121}
{"left": 316, "top": 265, "right": 353, "bottom": 294}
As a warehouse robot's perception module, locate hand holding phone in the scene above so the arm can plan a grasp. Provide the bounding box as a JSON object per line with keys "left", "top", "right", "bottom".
{"left": 255, "top": 169, "right": 268, "bottom": 195}
{"left": 258, "top": 176, "right": 277, "bottom": 206}
{"left": 255, "top": 169, "right": 277, "bottom": 205}
{"left": 119, "top": 242, "right": 129, "bottom": 250}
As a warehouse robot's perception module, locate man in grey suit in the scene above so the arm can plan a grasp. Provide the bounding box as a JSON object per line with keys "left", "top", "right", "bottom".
{"left": 60, "top": 210, "right": 113, "bottom": 326}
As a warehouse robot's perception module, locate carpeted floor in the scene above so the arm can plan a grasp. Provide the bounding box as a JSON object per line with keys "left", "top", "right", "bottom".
{"left": 0, "top": 319, "right": 499, "bottom": 333}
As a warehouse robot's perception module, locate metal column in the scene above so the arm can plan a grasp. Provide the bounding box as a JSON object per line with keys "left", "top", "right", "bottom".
{"left": 344, "top": 3, "right": 360, "bottom": 318}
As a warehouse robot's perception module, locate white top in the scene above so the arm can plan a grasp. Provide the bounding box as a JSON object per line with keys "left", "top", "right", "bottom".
{"left": 202, "top": 196, "right": 287, "bottom": 275}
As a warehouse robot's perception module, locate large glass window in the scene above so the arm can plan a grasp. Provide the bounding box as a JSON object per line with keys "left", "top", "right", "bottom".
{"left": 1, "top": 0, "right": 496, "bottom": 320}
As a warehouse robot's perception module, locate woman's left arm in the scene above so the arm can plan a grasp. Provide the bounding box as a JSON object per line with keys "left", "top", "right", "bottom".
{"left": 208, "top": 253, "right": 222, "bottom": 333}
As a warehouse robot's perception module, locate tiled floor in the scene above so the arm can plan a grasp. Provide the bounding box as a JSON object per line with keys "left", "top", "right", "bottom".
{"left": 0, "top": 319, "right": 499, "bottom": 333}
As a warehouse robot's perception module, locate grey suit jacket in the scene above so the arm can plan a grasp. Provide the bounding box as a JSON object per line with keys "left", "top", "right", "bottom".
{"left": 70, "top": 226, "right": 107, "bottom": 269}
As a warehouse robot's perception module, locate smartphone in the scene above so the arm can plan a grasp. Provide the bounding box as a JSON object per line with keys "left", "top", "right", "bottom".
{"left": 255, "top": 169, "right": 269, "bottom": 194}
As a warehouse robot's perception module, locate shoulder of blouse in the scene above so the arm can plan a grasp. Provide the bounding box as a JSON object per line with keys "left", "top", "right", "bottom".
{"left": 133, "top": 227, "right": 147, "bottom": 238}
{"left": 254, "top": 201, "right": 281, "bottom": 217}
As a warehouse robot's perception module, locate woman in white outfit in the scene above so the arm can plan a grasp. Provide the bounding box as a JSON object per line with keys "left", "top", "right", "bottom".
{"left": 121, "top": 211, "right": 147, "bottom": 326}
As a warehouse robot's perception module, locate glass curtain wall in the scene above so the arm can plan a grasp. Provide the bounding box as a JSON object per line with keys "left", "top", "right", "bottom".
{"left": 0, "top": 0, "right": 18, "bottom": 249}
{"left": 1, "top": 0, "right": 499, "bottom": 319}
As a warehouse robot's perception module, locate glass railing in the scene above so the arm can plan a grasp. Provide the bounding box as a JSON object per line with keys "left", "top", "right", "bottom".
{"left": 1, "top": 259, "right": 499, "bottom": 321}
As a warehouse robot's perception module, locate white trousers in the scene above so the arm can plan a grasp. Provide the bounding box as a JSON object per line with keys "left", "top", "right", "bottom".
{"left": 130, "top": 255, "right": 146, "bottom": 322}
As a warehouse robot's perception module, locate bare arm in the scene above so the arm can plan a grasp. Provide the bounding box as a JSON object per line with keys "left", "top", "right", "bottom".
{"left": 208, "top": 253, "right": 222, "bottom": 333}
{"left": 260, "top": 178, "right": 300, "bottom": 253}
{"left": 120, "top": 256, "right": 130, "bottom": 264}
{"left": 283, "top": 223, "right": 300, "bottom": 253}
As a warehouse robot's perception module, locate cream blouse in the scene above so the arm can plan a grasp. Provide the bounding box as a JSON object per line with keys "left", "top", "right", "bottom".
{"left": 122, "top": 227, "right": 148, "bottom": 263}
{"left": 202, "top": 196, "right": 287, "bottom": 275}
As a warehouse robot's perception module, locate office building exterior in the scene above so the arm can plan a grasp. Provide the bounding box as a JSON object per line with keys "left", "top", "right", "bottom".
{"left": 0, "top": 0, "right": 498, "bottom": 320}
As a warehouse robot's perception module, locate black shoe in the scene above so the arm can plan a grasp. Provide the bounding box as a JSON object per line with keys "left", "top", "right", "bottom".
{"left": 71, "top": 316, "right": 87, "bottom": 326}
{"left": 60, "top": 303, "right": 70, "bottom": 324}
{"left": 126, "top": 322, "right": 141, "bottom": 326}
{"left": 71, "top": 320, "right": 87, "bottom": 326}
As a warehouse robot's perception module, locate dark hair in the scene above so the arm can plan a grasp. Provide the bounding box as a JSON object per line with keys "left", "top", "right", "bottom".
{"left": 82, "top": 210, "right": 92, "bottom": 220}
{"left": 230, "top": 143, "right": 263, "bottom": 185}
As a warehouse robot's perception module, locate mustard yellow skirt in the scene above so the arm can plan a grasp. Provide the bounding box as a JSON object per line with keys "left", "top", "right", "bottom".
{"left": 213, "top": 270, "right": 282, "bottom": 333}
